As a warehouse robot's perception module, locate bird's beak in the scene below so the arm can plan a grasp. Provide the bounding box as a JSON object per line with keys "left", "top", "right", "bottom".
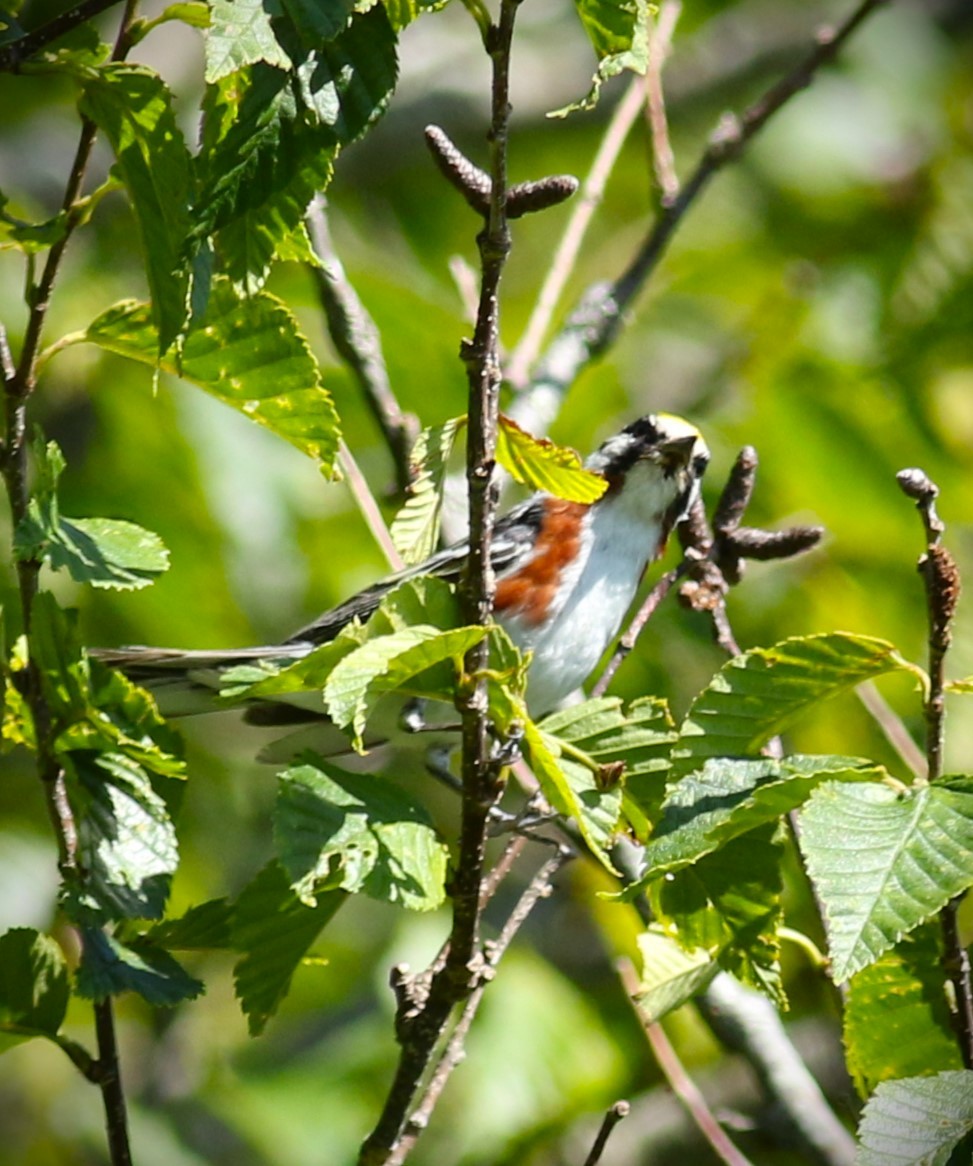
{"left": 657, "top": 433, "right": 700, "bottom": 472}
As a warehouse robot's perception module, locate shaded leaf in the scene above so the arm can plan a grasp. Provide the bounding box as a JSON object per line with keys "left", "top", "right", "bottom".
{"left": 78, "top": 65, "right": 193, "bottom": 353}
{"left": 390, "top": 417, "right": 465, "bottom": 565}
{"left": 651, "top": 823, "right": 785, "bottom": 1004}
{"left": 82, "top": 280, "right": 340, "bottom": 471}
{"left": 496, "top": 414, "right": 607, "bottom": 504}
{"left": 0, "top": 929, "right": 69, "bottom": 1052}
{"left": 633, "top": 928, "right": 716, "bottom": 1023}
{"left": 145, "top": 899, "right": 234, "bottom": 951}
{"left": 798, "top": 776, "right": 973, "bottom": 981}
{"left": 231, "top": 862, "right": 344, "bottom": 1035}
{"left": 76, "top": 930, "right": 202, "bottom": 1006}
{"left": 857, "top": 1070, "right": 973, "bottom": 1166}
{"left": 275, "top": 760, "right": 447, "bottom": 909}
{"left": 844, "top": 924, "right": 962, "bottom": 1096}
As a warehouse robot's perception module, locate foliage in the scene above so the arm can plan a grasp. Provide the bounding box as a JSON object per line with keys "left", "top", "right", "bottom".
{"left": 1, "top": 1, "right": 972, "bottom": 1165}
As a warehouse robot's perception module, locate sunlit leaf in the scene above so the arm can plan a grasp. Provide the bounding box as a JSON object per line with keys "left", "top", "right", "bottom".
{"left": 496, "top": 414, "right": 607, "bottom": 503}
{"left": 799, "top": 776, "right": 973, "bottom": 981}
{"left": 552, "top": 0, "right": 649, "bottom": 116}
{"left": 675, "top": 633, "right": 915, "bottom": 775}
{"left": 82, "top": 280, "right": 340, "bottom": 472}
{"left": 275, "top": 760, "right": 448, "bottom": 909}
{"left": 633, "top": 928, "right": 716, "bottom": 1023}
{"left": 857, "top": 1070, "right": 973, "bottom": 1166}
{"left": 324, "top": 624, "right": 487, "bottom": 749}
{"left": 0, "top": 929, "right": 69, "bottom": 1052}
{"left": 844, "top": 924, "right": 961, "bottom": 1096}
{"left": 14, "top": 437, "right": 169, "bottom": 590}
{"left": 204, "top": 0, "right": 289, "bottom": 81}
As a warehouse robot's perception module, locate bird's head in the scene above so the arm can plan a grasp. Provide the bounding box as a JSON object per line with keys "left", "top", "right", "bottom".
{"left": 586, "top": 413, "right": 710, "bottom": 531}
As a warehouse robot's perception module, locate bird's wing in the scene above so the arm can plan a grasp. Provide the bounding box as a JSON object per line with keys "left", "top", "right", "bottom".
{"left": 285, "top": 496, "right": 545, "bottom": 646}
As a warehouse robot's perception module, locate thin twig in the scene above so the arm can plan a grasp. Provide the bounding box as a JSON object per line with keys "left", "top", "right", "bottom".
{"left": 306, "top": 198, "right": 418, "bottom": 495}
{"left": 338, "top": 440, "right": 405, "bottom": 571}
{"left": 645, "top": 1, "right": 682, "bottom": 206}
{"left": 896, "top": 467, "right": 972, "bottom": 1069}
{"left": 620, "top": 960, "right": 755, "bottom": 1166}
{"left": 0, "top": 0, "right": 123, "bottom": 70}
{"left": 527, "top": 0, "right": 891, "bottom": 407}
{"left": 854, "top": 680, "right": 927, "bottom": 780}
{"left": 506, "top": 75, "right": 647, "bottom": 391}
{"left": 582, "top": 1100, "right": 631, "bottom": 1166}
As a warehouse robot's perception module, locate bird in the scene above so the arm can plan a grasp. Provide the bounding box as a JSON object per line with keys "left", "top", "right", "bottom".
{"left": 94, "top": 414, "right": 709, "bottom": 751}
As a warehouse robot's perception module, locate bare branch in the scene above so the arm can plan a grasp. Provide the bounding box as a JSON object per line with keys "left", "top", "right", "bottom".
{"left": 582, "top": 1100, "right": 631, "bottom": 1166}
{"left": 527, "top": 0, "right": 892, "bottom": 407}
{"left": 338, "top": 440, "right": 405, "bottom": 571}
{"left": 896, "top": 467, "right": 972, "bottom": 1069}
{"left": 854, "top": 681, "right": 927, "bottom": 781}
{"left": 645, "top": 1, "right": 682, "bottom": 206}
{"left": 306, "top": 198, "right": 418, "bottom": 495}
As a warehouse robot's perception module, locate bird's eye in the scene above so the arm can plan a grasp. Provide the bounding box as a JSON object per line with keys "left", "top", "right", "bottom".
{"left": 692, "top": 452, "right": 709, "bottom": 476}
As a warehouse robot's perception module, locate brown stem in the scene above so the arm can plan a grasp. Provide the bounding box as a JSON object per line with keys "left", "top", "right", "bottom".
{"left": 645, "top": 1, "right": 682, "bottom": 206}
{"left": 357, "top": 5, "right": 523, "bottom": 1162}
{"left": 582, "top": 1100, "right": 631, "bottom": 1166}
{"left": 306, "top": 198, "right": 418, "bottom": 495}
{"left": 94, "top": 998, "right": 133, "bottom": 1166}
{"left": 528, "top": 0, "right": 891, "bottom": 401}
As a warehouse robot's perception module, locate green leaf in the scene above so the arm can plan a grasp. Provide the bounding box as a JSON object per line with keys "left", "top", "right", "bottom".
{"left": 231, "top": 862, "right": 344, "bottom": 1035}
{"left": 205, "top": 0, "right": 290, "bottom": 81}
{"left": 82, "top": 279, "right": 340, "bottom": 472}
{"left": 280, "top": 0, "right": 356, "bottom": 44}
{"left": 0, "top": 201, "right": 68, "bottom": 253}
{"left": 798, "top": 776, "right": 973, "bottom": 981}
{"left": 0, "top": 929, "right": 69, "bottom": 1052}
{"left": 221, "top": 624, "right": 367, "bottom": 702}
{"left": 633, "top": 755, "right": 886, "bottom": 885}
{"left": 845, "top": 924, "right": 962, "bottom": 1096}
{"left": 381, "top": 0, "right": 450, "bottom": 30}
{"left": 390, "top": 417, "right": 465, "bottom": 566}
{"left": 552, "top": 0, "right": 649, "bottom": 116}
{"left": 522, "top": 720, "right": 621, "bottom": 871}
{"left": 323, "top": 624, "right": 488, "bottom": 749}
{"left": 633, "top": 928, "right": 716, "bottom": 1023}
{"left": 145, "top": 899, "right": 234, "bottom": 950}
{"left": 78, "top": 65, "right": 193, "bottom": 354}
{"left": 540, "top": 697, "right": 676, "bottom": 832}
{"left": 674, "top": 633, "right": 914, "bottom": 775}
{"left": 857, "top": 1070, "right": 973, "bottom": 1166}
{"left": 651, "top": 823, "right": 785, "bottom": 1004}
{"left": 275, "top": 760, "right": 448, "bottom": 909}
{"left": 66, "top": 752, "right": 179, "bottom": 923}
{"left": 14, "top": 436, "right": 169, "bottom": 590}
{"left": 76, "top": 930, "right": 202, "bottom": 1006}
{"left": 496, "top": 414, "right": 607, "bottom": 504}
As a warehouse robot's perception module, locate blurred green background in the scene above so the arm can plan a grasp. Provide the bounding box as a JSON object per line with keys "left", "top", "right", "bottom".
{"left": 2, "top": 0, "right": 973, "bottom": 1162}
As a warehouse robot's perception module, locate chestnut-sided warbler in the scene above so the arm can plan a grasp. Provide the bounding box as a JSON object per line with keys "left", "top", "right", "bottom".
{"left": 96, "top": 414, "right": 709, "bottom": 735}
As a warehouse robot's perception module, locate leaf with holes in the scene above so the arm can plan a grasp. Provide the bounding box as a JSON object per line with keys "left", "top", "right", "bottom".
{"left": 82, "top": 279, "right": 340, "bottom": 472}
{"left": 798, "top": 776, "right": 973, "bottom": 981}
{"left": 844, "top": 923, "right": 961, "bottom": 1096}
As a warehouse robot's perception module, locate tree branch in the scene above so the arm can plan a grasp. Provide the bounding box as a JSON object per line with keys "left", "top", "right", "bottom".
{"left": 582, "top": 1100, "right": 630, "bottom": 1166}
{"left": 306, "top": 198, "right": 419, "bottom": 495}
{"left": 525, "top": 0, "right": 891, "bottom": 407}
{"left": 0, "top": 0, "right": 124, "bottom": 71}
{"left": 895, "top": 466, "right": 972, "bottom": 1069}
{"left": 357, "top": 5, "right": 524, "bottom": 1161}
